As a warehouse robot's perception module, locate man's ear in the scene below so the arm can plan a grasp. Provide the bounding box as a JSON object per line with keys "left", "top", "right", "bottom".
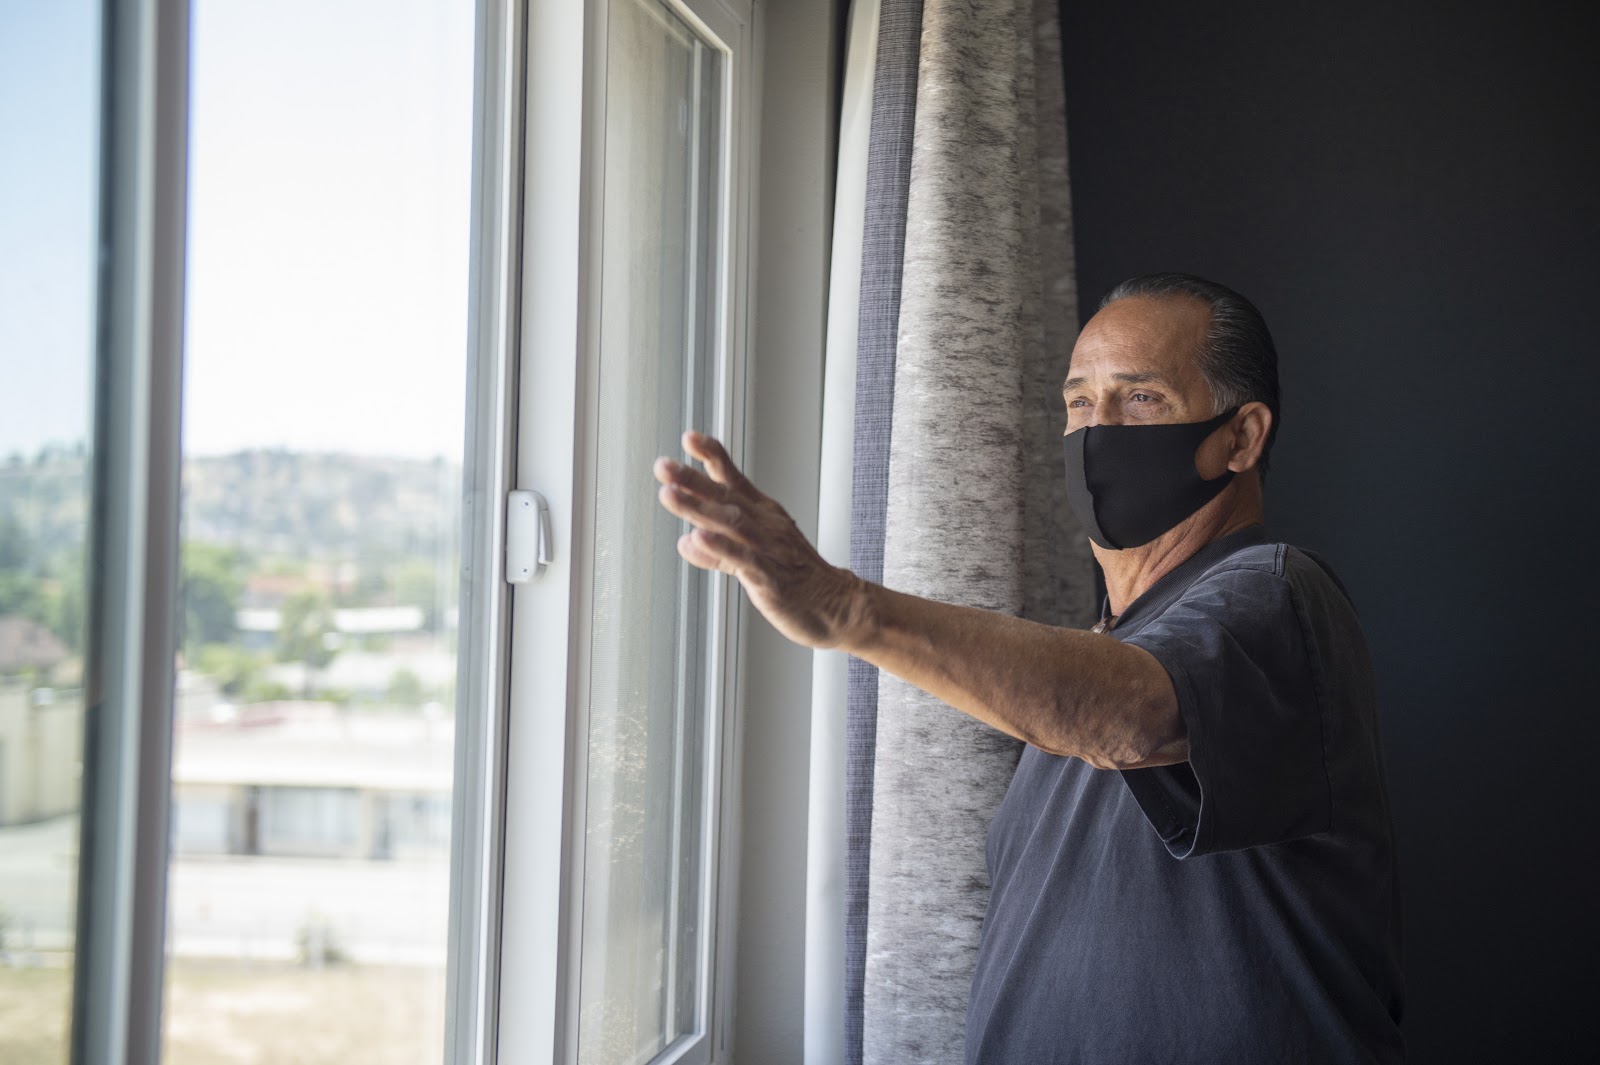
{"left": 1227, "top": 402, "right": 1273, "bottom": 473}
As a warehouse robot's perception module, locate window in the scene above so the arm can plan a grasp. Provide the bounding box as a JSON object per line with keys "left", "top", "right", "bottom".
{"left": 578, "top": 2, "right": 725, "bottom": 1060}
{"left": 499, "top": 1, "right": 754, "bottom": 1062}
{"left": 6, "top": 0, "right": 762, "bottom": 1063}
{"left": 0, "top": 1, "right": 100, "bottom": 1060}
{"left": 162, "top": 1, "right": 476, "bottom": 1060}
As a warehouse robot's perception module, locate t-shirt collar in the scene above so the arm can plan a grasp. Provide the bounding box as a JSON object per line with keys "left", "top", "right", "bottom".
{"left": 1098, "top": 523, "right": 1270, "bottom": 633}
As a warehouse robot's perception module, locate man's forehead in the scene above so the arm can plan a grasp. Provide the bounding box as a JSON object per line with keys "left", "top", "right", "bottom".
{"left": 1061, "top": 369, "right": 1180, "bottom": 392}
{"left": 1064, "top": 296, "right": 1210, "bottom": 388}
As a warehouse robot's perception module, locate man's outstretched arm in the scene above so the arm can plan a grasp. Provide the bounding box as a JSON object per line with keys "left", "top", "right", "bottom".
{"left": 654, "top": 431, "right": 1186, "bottom": 771}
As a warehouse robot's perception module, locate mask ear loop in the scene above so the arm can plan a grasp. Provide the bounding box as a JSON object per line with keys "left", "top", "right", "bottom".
{"left": 1196, "top": 406, "right": 1244, "bottom": 476}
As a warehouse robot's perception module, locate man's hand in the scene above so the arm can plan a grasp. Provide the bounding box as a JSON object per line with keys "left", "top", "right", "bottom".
{"left": 654, "top": 431, "right": 863, "bottom": 650}
{"left": 652, "top": 430, "right": 1184, "bottom": 769}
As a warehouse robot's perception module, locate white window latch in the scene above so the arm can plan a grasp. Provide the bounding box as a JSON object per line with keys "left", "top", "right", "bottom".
{"left": 506, "top": 490, "right": 553, "bottom": 583}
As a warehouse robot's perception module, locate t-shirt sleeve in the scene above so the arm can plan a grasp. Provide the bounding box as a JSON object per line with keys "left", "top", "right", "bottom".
{"left": 1116, "top": 563, "right": 1332, "bottom": 858}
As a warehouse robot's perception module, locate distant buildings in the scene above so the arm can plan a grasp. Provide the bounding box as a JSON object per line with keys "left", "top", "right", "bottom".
{"left": 0, "top": 618, "right": 80, "bottom": 828}
{"left": 235, "top": 603, "right": 429, "bottom": 649}
{"left": 4, "top": 655, "right": 453, "bottom": 867}
{"left": 171, "top": 699, "right": 453, "bottom": 860}
{"left": 2, "top": 446, "right": 465, "bottom": 853}
{"left": 0, "top": 683, "right": 80, "bottom": 828}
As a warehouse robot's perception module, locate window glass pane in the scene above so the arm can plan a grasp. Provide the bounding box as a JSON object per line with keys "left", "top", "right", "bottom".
{"left": 163, "top": 2, "right": 474, "bottom": 1062}
{"left": 0, "top": 2, "right": 100, "bottom": 1061}
{"left": 579, "top": 2, "right": 723, "bottom": 1062}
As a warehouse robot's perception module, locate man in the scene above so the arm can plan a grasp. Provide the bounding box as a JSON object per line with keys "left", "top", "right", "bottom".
{"left": 654, "top": 273, "right": 1404, "bottom": 1063}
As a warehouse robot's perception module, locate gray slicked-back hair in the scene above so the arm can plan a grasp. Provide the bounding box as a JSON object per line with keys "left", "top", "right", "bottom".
{"left": 1101, "top": 272, "right": 1282, "bottom": 479}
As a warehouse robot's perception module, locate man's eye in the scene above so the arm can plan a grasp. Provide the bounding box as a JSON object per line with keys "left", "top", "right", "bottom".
{"left": 1130, "top": 392, "right": 1154, "bottom": 402}
{"left": 1067, "top": 398, "right": 1088, "bottom": 409}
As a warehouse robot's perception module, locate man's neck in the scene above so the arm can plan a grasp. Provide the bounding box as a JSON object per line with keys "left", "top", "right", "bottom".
{"left": 1094, "top": 480, "right": 1265, "bottom": 617}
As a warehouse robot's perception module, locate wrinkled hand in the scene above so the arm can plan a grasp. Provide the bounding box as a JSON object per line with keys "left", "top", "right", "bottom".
{"left": 654, "top": 431, "right": 863, "bottom": 650}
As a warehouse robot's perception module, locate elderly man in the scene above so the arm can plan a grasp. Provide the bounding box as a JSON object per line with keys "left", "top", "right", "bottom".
{"left": 654, "top": 273, "right": 1403, "bottom": 1064}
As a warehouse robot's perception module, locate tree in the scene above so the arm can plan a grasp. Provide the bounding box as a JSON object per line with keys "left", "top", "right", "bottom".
{"left": 194, "top": 642, "right": 264, "bottom": 697}
{"left": 393, "top": 559, "right": 446, "bottom": 631}
{"left": 276, "top": 590, "right": 338, "bottom": 698}
{"left": 182, "top": 542, "right": 248, "bottom": 650}
{"left": 0, "top": 512, "right": 49, "bottom": 642}
{"left": 0, "top": 513, "right": 31, "bottom": 573}
{"left": 0, "top": 570, "right": 44, "bottom": 623}
{"left": 350, "top": 551, "right": 395, "bottom": 606}
{"left": 0, "top": 527, "right": 89, "bottom": 656}
{"left": 43, "top": 550, "right": 88, "bottom": 655}
{"left": 386, "top": 668, "right": 425, "bottom": 708}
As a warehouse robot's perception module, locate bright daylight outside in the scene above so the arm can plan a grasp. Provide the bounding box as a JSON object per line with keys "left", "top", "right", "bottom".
{"left": 0, "top": 1, "right": 475, "bottom": 1063}
{"left": 0, "top": 0, "right": 102, "bottom": 1060}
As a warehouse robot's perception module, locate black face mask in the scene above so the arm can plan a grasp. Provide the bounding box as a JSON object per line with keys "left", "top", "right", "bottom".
{"left": 1062, "top": 408, "right": 1239, "bottom": 550}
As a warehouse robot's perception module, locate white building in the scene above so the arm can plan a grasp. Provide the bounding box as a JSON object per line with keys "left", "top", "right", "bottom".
{"left": 0, "top": 684, "right": 81, "bottom": 828}
{"left": 170, "top": 703, "right": 453, "bottom": 860}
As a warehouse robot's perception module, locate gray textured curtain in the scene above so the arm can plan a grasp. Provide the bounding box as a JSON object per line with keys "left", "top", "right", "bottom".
{"left": 846, "top": 0, "right": 1092, "bottom": 1062}
{"left": 845, "top": 0, "right": 923, "bottom": 1060}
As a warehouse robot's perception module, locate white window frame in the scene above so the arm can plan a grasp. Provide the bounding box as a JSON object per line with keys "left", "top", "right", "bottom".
{"left": 495, "top": 2, "right": 759, "bottom": 1064}
{"left": 65, "top": 0, "right": 802, "bottom": 1061}
{"left": 443, "top": 0, "right": 528, "bottom": 1060}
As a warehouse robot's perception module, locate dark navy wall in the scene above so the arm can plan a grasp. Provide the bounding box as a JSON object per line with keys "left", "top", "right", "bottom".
{"left": 1058, "top": 1, "right": 1600, "bottom": 1060}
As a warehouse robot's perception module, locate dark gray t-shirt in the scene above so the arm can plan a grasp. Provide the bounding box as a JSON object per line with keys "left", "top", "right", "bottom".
{"left": 965, "top": 525, "right": 1404, "bottom": 1064}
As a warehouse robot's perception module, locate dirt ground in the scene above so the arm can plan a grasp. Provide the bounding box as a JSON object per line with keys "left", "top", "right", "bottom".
{"left": 0, "top": 963, "right": 71, "bottom": 1064}
{"left": 0, "top": 957, "right": 448, "bottom": 1065}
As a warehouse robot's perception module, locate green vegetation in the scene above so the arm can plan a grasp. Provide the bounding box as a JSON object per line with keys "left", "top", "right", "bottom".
{"left": 182, "top": 542, "right": 249, "bottom": 650}
{"left": 0, "top": 513, "right": 88, "bottom": 659}
{"left": 386, "top": 668, "right": 426, "bottom": 708}
{"left": 276, "top": 591, "right": 339, "bottom": 668}
{"left": 276, "top": 591, "right": 339, "bottom": 699}
{"left": 3, "top": 446, "right": 462, "bottom": 703}
{"left": 191, "top": 643, "right": 267, "bottom": 699}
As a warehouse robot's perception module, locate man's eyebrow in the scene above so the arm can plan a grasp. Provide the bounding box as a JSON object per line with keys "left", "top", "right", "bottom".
{"left": 1061, "top": 371, "right": 1174, "bottom": 391}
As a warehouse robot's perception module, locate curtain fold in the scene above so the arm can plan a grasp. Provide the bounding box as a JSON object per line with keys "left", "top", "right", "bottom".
{"left": 845, "top": 0, "right": 1091, "bottom": 1061}
{"left": 845, "top": 2, "right": 926, "bottom": 1063}
{"left": 807, "top": 1, "right": 880, "bottom": 1063}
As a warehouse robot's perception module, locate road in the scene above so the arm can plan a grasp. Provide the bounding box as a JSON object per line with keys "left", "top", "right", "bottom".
{"left": 0, "top": 815, "right": 450, "bottom": 966}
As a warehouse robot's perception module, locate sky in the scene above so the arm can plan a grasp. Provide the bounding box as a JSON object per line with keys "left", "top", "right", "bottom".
{"left": 0, "top": 0, "right": 98, "bottom": 460}
{"left": 0, "top": 0, "right": 476, "bottom": 461}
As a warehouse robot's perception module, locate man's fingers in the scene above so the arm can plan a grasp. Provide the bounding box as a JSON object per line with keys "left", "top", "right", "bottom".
{"left": 658, "top": 483, "right": 745, "bottom": 540}
{"left": 656, "top": 433, "right": 765, "bottom": 579}
{"left": 682, "top": 431, "right": 751, "bottom": 495}
{"left": 653, "top": 456, "right": 727, "bottom": 503}
{"left": 677, "top": 528, "right": 747, "bottom": 574}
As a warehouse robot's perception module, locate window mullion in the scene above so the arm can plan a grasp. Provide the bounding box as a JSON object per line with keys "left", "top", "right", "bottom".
{"left": 71, "top": 0, "right": 190, "bottom": 1062}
